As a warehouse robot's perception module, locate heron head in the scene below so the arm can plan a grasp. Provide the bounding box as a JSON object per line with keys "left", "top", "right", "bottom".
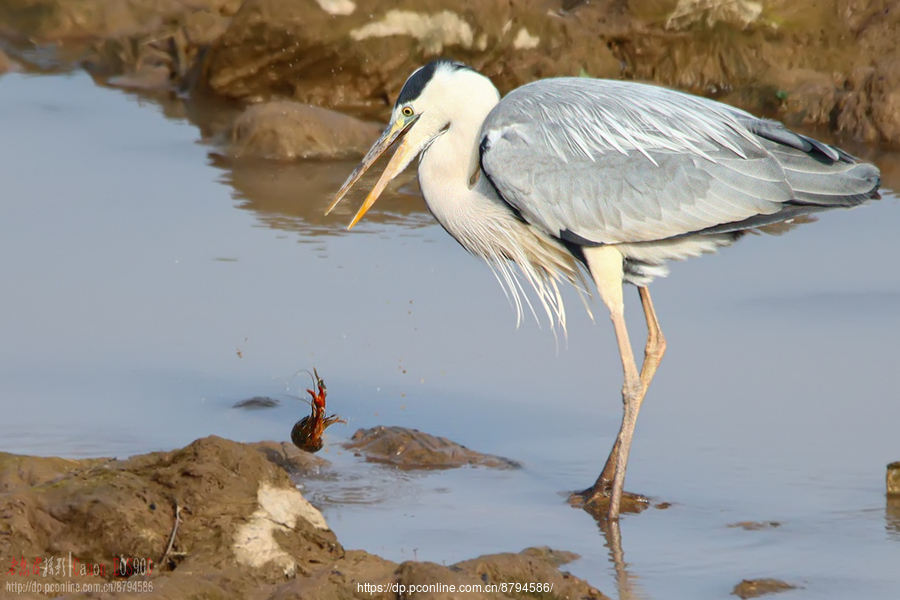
{"left": 326, "top": 60, "right": 496, "bottom": 228}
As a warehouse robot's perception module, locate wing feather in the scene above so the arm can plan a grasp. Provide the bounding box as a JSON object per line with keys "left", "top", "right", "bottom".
{"left": 480, "top": 78, "right": 880, "bottom": 245}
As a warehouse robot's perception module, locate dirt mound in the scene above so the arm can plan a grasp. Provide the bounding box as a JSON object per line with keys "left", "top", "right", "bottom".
{"left": 0, "top": 436, "right": 607, "bottom": 599}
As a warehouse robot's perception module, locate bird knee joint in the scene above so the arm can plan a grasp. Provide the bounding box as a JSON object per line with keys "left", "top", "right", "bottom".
{"left": 621, "top": 381, "right": 641, "bottom": 403}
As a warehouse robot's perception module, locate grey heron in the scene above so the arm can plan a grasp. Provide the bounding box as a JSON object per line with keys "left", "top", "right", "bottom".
{"left": 327, "top": 60, "right": 881, "bottom": 521}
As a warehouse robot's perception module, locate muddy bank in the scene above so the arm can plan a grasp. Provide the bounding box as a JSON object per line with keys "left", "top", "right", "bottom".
{"left": 1, "top": 0, "right": 899, "bottom": 148}
{"left": 0, "top": 435, "right": 608, "bottom": 599}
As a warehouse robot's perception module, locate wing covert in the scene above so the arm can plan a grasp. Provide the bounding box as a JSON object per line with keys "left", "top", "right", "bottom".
{"left": 479, "top": 78, "right": 873, "bottom": 245}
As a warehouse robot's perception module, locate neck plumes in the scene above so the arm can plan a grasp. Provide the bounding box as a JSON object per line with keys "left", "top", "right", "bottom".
{"left": 416, "top": 102, "right": 586, "bottom": 333}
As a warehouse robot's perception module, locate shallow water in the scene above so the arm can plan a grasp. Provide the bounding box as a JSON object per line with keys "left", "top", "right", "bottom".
{"left": 1, "top": 70, "right": 899, "bottom": 599}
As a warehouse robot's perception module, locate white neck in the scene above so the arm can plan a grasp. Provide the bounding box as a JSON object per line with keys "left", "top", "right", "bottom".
{"left": 417, "top": 109, "right": 491, "bottom": 231}
{"left": 413, "top": 93, "right": 583, "bottom": 332}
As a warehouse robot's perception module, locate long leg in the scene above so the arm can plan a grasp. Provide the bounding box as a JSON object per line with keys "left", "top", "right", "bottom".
{"left": 575, "top": 247, "right": 666, "bottom": 519}
{"left": 637, "top": 286, "right": 667, "bottom": 390}
{"left": 594, "top": 286, "right": 667, "bottom": 483}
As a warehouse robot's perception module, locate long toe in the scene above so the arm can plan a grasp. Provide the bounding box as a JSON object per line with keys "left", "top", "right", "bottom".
{"left": 567, "top": 485, "right": 651, "bottom": 518}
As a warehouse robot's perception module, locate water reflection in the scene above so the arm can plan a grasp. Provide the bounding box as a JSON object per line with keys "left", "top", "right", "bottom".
{"left": 888, "top": 498, "right": 900, "bottom": 541}
{"left": 209, "top": 154, "right": 433, "bottom": 237}
{"left": 600, "top": 521, "right": 648, "bottom": 600}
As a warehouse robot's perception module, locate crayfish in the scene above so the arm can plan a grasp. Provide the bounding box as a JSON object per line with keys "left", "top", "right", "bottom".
{"left": 291, "top": 368, "right": 346, "bottom": 453}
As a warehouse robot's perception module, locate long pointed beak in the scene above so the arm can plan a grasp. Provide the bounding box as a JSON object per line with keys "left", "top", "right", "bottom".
{"left": 326, "top": 114, "right": 419, "bottom": 229}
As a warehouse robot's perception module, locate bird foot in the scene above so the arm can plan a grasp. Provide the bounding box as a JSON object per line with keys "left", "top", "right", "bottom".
{"left": 567, "top": 483, "right": 650, "bottom": 518}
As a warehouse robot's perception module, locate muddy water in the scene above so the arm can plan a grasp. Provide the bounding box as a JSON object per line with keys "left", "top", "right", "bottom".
{"left": 1, "top": 70, "right": 899, "bottom": 599}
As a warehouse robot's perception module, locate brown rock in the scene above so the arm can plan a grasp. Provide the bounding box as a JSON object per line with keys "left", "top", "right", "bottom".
{"left": 200, "top": 0, "right": 622, "bottom": 106}
{"left": 628, "top": 0, "right": 679, "bottom": 21}
{"left": 230, "top": 101, "right": 382, "bottom": 160}
{"left": 888, "top": 461, "right": 900, "bottom": 496}
{"left": 728, "top": 521, "right": 782, "bottom": 531}
{"left": 0, "top": 48, "right": 21, "bottom": 74}
{"left": 0, "top": 0, "right": 240, "bottom": 41}
{"left": 82, "top": 4, "right": 232, "bottom": 86}
{"left": 344, "top": 425, "right": 521, "bottom": 470}
{"left": 664, "top": 0, "right": 764, "bottom": 30}
{"left": 836, "top": 59, "right": 900, "bottom": 146}
{"left": 0, "top": 0, "right": 177, "bottom": 41}
{"left": 107, "top": 64, "right": 172, "bottom": 90}
{"left": 764, "top": 67, "right": 837, "bottom": 127}
{"left": 732, "top": 578, "right": 798, "bottom": 599}
{"left": 3, "top": 0, "right": 900, "bottom": 146}
{"left": 195, "top": 0, "right": 900, "bottom": 147}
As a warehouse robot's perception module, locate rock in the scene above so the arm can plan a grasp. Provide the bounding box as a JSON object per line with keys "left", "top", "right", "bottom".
{"left": 200, "top": 0, "right": 622, "bottom": 106}
{"left": 0, "top": 48, "right": 21, "bottom": 74}
{"left": 233, "top": 396, "right": 280, "bottom": 409}
{"left": 4, "top": 0, "right": 900, "bottom": 147}
{"left": 230, "top": 101, "right": 382, "bottom": 160}
{"left": 888, "top": 461, "right": 900, "bottom": 496}
{"left": 108, "top": 64, "right": 172, "bottom": 90}
{"left": 732, "top": 578, "right": 798, "bottom": 599}
{"left": 197, "top": 0, "right": 900, "bottom": 147}
{"left": 728, "top": 521, "right": 782, "bottom": 531}
{"left": 83, "top": 6, "right": 232, "bottom": 86}
{"left": 761, "top": 67, "right": 837, "bottom": 128}
{"left": 0, "top": 0, "right": 209, "bottom": 41}
{"left": 344, "top": 425, "right": 521, "bottom": 470}
{"left": 664, "top": 0, "right": 763, "bottom": 31}
{"left": 836, "top": 60, "right": 900, "bottom": 146}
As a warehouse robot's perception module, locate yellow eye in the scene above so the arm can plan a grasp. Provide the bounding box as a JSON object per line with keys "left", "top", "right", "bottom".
{"left": 401, "top": 106, "right": 414, "bottom": 117}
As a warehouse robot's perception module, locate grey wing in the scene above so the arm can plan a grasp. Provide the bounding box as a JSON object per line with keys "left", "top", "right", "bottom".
{"left": 479, "top": 78, "right": 881, "bottom": 245}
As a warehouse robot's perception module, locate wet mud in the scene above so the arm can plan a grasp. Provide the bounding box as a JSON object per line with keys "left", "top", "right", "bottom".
{"left": 732, "top": 577, "right": 798, "bottom": 599}
{"left": 0, "top": 436, "right": 607, "bottom": 600}
{"left": 343, "top": 425, "right": 521, "bottom": 470}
